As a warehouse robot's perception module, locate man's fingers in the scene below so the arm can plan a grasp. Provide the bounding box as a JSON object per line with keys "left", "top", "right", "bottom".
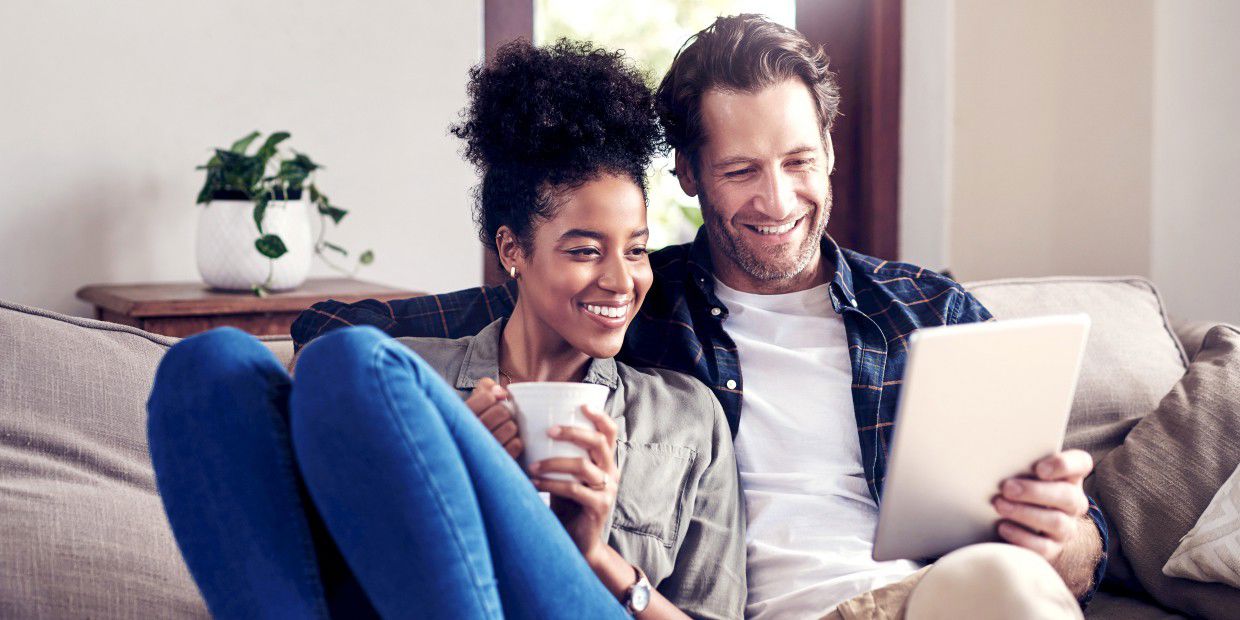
{"left": 1034, "top": 449, "right": 1093, "bottom": 483}
{"left": 1001, "top": 478, "right": 1089, "bottom": 517}
{"left": 993, "top": 498, "right": 1076, "bottom": 543}
{"left": 997, "top": 521, "right": 1059, "bottom": 561}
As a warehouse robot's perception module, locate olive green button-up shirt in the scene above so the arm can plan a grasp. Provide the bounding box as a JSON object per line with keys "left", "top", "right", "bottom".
{"left": 397, "top": 319, "right": 745, "bottom": 619}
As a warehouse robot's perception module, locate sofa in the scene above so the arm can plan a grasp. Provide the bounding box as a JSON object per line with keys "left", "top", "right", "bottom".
{"left": 1, "top": 276, "right": 1236, "bottom": 618}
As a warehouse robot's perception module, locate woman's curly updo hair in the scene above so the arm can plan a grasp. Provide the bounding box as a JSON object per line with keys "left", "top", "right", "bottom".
{"left": 451, "top": 39, "right": 660, "bottom": 253}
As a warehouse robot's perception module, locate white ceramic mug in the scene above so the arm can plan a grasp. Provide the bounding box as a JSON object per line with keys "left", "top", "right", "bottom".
{"left": 506, "top": 382, "right": 609, "bottom": 481}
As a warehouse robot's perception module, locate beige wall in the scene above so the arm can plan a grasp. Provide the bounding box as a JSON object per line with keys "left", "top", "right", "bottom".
{"left": 0, "top": 0, "right": 484, "bottom": 316}
{"left": 947, "top": 0, "right": 1154, "bottom": 282}
{"left": 1150, "top": 0, "right": 1240, "bottom": 325}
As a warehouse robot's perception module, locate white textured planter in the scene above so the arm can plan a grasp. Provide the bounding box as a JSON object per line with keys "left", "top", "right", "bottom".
{"left": 196, "top": 198, "right": 313, "bottom": 291}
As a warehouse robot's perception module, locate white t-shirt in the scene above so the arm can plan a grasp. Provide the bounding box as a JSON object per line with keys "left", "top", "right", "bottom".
{"left": 713, "top": 279, "right": 920, "bottom": 618}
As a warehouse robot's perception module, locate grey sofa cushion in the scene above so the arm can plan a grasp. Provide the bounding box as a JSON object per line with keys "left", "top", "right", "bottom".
{"left": 0, "top": 300, "right": 208, "bottom": 618}
{"left": 964, "top": 277, "right": 1188, "bottom": 465}
{"left": 1090, "top": 325, "right": 1240, "bottom": 620}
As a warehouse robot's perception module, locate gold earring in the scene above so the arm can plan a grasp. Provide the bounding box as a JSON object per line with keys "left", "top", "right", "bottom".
{"left": 509, "top": 265, "right": 518, "bottom": 279}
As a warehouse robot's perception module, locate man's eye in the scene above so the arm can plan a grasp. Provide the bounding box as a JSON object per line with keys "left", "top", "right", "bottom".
{"left": 788, "top": 158, "right": 814, "bottom": 168}
{"left": 724, "top": 168, "right": 753, "bottom": 178}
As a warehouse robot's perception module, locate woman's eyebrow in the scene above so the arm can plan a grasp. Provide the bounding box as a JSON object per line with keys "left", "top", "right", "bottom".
{"left": 558, "top": 228, "right": 605, "bottom": 241}
{"left": 557, "top": 228, "right": 650, "bottom": 241}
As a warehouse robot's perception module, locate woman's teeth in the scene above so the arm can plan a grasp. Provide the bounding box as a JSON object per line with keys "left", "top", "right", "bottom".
{"left": 584, "top": 304, "right": 626, "bottom": 319}
{"left": 753, "top": 219, "right": 798, "bottom": 235}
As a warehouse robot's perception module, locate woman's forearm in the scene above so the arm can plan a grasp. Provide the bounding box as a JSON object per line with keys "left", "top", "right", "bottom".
{"left": 586, "top": 546, "right": 690, "bottom": 619}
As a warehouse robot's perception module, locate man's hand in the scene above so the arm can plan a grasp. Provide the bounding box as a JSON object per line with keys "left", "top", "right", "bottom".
{"left": 993, "top": 449, "right": 1102, "bottom": 597}
{"left": 463, "top": 377, "right": 523, "bottom": 459}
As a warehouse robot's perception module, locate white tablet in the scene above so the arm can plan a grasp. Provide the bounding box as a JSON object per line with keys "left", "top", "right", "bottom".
{"left": 872, "top": 314, "right": 1090, "bottom": 562}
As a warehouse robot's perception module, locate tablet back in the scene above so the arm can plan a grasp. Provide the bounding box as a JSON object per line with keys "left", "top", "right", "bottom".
{"left": 872, "top": 314, "right": 1090, "bottom": 562}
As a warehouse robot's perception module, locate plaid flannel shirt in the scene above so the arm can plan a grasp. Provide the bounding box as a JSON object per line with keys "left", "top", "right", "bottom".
{"left": 291, "top": 227, "right": 1108, "bottom": 604}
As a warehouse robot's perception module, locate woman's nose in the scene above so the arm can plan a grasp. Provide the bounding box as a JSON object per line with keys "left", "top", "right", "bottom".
{"left": 597, "top": 253, "right": 634, "bottom": 293}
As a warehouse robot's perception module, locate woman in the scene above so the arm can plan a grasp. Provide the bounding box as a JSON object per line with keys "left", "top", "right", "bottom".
{"left": 147, "top": 40, "right": 743, "bottom": 619}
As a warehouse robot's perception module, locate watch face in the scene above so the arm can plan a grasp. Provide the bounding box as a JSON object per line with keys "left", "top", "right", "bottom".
{"left": 631, "top": 582, "right": 651, "bottom": 612}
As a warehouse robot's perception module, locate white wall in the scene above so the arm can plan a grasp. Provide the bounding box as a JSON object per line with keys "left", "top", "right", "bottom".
{"left": 0, "top": 0, "right": 484, "bottom": 317}
{"left": 1151, "top": 0, "right": 1240, "bottom": 325}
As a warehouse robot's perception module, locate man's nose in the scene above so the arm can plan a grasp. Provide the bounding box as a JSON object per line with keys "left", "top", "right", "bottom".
{"left": 754, "top": 169, "right": 799, "bottom": 221}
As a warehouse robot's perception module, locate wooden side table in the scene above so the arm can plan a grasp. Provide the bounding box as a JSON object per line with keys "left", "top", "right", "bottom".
{"left": 76, "top": 278, "right": 424, "bottom": 338}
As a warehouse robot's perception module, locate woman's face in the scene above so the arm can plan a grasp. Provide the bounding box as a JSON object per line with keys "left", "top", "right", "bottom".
{"left": 506, "top": 172, "right": 652, "bottom": 359}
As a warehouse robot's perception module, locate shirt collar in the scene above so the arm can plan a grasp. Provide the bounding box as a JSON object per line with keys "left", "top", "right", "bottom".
{"left": 685, "top": 226, "right": 859, "bottom": 312}
{"left": 455, "top": 318, "right": 620, "bottom": 391}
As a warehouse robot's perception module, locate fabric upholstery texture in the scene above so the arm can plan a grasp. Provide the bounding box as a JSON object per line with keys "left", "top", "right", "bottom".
{"left": 0, "top": 273, "right": 1225, "bottom": 619}
{"left": 964, "top": 277, "right": 1188, "bottom": 465}
{"left": 1164, "top": 461, "right": 1240, "bottom": 587}
{"left": 0, "top": 299, "right": 207, "bottom": 618}
{"left": 1090, "top": 325, "right": 1240, "bottom": 619}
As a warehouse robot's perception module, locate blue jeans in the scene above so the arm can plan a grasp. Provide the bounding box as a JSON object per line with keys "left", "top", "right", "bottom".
{"left": 147, "top": 326, "right": 628, "bottom": 619}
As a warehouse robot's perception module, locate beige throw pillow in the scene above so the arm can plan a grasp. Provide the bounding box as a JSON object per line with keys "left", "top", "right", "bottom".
{"left": 1090, "top": 324, "right": 1240, "bottom": 619}
{"left": 1164, "top": 463, "right": 1240, "bottom": 587}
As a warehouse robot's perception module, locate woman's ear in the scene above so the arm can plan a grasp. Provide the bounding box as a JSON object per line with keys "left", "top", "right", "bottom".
{"left": 674, "top": 152, "right": 699, "bottom": 197}
{"left": 495, "top": 226, "right": 525, "bottom": 278}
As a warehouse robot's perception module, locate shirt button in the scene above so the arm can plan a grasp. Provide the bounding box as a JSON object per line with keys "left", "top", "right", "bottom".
{"left": 710, "top": 307, "right": 722, "bottom": 317}
{"left": 725, "top": 379, "right": 737, "bottom": 390}
{"left": 850, "top": 298, "right": 858, "bottom": 308}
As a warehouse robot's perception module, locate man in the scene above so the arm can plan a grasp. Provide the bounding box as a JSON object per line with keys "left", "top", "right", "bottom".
{"left": 292, "top": 15, "right": 1105, "bottom": 618}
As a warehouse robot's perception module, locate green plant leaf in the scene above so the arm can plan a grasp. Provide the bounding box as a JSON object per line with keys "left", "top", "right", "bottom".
{"left": 196, "top": 167, "right": 224, "bottom": 204}
{"left": 229, "top": 131, "right": 261, "bottom": 154}
{"left": 255, "top": 234, "right": 288, "bottom": 259}
{"left": 256, "top": 131, "right": 291, "bottom": 166}
{"left": 251, "top": 284, "right": 269, "bottom": 297}
{"left": 308, "top": 184, "right": 322, "bottom": 204}
{"left": 322, "top": 241, "right": 348, "bottom": 256}
{"left": 252, "top": 197, "right": 270, "bottom": 233}
{"left": 319, "top": 204, "right": 348, "bottom": 224}
{"left": 359, "top": 249, "right": 374, "bottom": 265}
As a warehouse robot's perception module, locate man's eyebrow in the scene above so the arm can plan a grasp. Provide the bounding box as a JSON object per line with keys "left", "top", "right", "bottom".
{"left": 712, "top": 146, "right": 819, "bottom": 169}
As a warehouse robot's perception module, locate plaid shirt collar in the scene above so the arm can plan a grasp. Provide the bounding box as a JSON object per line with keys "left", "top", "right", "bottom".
{"left": 682, "top": 226, "right": 861, "bottom": 316}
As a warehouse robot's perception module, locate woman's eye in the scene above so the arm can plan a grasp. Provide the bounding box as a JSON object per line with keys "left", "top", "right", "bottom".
{"left": 567, "top": 247, "right": 601, "bottom": 257}
{"left": 628, "top": 246, "right": 648, "bottom": 257}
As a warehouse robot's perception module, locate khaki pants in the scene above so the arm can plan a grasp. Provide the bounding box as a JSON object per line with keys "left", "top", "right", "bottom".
{"left": 823, "top": 544, "right": 1085, "bottom": 620}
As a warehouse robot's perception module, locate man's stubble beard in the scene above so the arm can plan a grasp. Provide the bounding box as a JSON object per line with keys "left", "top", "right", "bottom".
{"left": 699, "top": 182, "right": 831, "bottom": 283}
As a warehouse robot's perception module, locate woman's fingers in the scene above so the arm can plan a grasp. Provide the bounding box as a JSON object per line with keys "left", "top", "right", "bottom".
{"left": 477, "top": 402, "right": 514, "bottom": 432}
{"left": 532, "top": 477, "right": 612, "bottom": 513}
{"left": 531, "top": 456, "right": 610, "bottom": 488}
{"left": 581, "top": 405, "right": 617, "bottom": 444}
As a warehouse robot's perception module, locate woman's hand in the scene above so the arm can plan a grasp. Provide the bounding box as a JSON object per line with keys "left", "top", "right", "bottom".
{"left": 530, "top": 405, "right": 620, "bottom": 563}
{"left": 463, "top": 378, "right": 523, "bottom": 459}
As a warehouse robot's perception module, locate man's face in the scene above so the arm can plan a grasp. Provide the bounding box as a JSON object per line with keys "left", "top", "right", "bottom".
{"left": 679, "top": 79, "right": 834, "bottom": 294}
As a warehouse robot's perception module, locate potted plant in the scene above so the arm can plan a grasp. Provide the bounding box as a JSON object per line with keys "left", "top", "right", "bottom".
{"left": 195, "top": 131, "right": 373, "bottom": 295}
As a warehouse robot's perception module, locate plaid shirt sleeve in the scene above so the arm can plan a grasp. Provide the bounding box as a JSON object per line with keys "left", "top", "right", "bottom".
{"left": 290, "top": 284, "right": 518, "bottom": 353}
{"left": 949, "top": 287, "right": 1108, "bottom": 606}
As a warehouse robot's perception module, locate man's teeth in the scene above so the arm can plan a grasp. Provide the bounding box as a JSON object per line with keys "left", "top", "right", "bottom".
{"left": 585, "top": 304, "right": 626, "bottom": 318}
{"left": 754, "top": 220, "right": 797, "bottom": 235}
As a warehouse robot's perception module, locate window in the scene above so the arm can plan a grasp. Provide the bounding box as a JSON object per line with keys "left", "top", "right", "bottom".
{"left": 534, "top": 0, "right": 796, "bottom": 249}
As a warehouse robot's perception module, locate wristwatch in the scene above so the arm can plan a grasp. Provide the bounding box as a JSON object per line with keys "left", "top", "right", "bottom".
{"left": 622, "top": 564, "right": 651, "bottom": 615}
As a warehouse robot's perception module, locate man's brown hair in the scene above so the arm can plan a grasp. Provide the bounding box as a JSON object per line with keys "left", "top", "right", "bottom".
{"left": 655, "top": 14, "right": 840, "bottom": 170}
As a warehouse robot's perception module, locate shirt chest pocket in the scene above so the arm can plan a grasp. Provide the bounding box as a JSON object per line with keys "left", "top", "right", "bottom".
{"left": 611, "top": 443, "right": 697, "bottom": 548}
